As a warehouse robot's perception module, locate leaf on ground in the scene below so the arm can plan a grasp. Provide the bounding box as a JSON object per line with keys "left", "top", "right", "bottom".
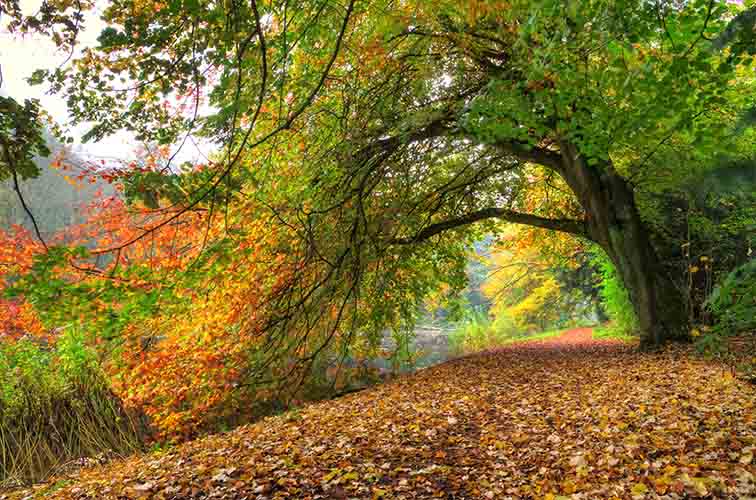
{"left": 6, "top": 329, "right": 756, "bottom": 499}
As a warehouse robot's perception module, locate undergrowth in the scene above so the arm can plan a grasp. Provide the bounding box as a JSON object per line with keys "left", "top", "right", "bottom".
{"left": 448, "top": 311, "right": 567, "bottom": 355}
{"left": 592, "top": 325, "right": 637, "bottom": 342}
{"left": 0, "top": 330, "right": 144, "bottom": 486}
{"left": 696, "top": 260, "right": 756, "bottom": 381}
{"left": 591, "top": 249, "right": 639, "bottom": 338}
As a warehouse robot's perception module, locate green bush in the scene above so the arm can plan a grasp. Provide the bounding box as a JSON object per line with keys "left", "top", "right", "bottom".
{"left": 697, "top": 260, "right": 755, "bottom": 378}
{"left": 448, "top": 311, "right": 493, "bottom": 355}
{"left": 707, "top": 259, "right": 756, "bottom": 335}
{"left": 592, "top": 326, "right": 636, "bottom": 341}
{"left": 592, "top": 250, "right": 638, "bottom": 337}
{"left": 448, "top": 312, "right": 571, "bottom": 354}
{"left": 0, "top": 330, "right": 144, "bottom": 486}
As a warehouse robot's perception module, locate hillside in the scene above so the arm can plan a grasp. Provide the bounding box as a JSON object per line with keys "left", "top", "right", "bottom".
{"left": 0, "top": 130, "right": 112, "bottom": 235}
{"left": 7, "top": 330, "right": 755, "bottom": 500}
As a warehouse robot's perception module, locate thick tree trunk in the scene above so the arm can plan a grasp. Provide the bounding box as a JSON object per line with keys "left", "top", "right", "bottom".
{"left": 558, "top": 143, "right": 688, "bottom": 347}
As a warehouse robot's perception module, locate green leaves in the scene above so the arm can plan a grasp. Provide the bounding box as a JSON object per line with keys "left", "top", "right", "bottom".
{"left": 0, "top": 96, "right": 51, "bottom": 181}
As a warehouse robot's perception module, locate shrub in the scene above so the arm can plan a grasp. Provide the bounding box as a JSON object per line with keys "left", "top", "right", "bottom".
{"left": 448, "top": 310, "right": 522, "bottom": 355}
{"left": 696, "top": 260, "right": 756, "bottom": 378}
{"left": 448, "top": 311, "right": 492, "bottom": 355}
{"left": 503, "top": 277, "right": 562, "bottom": 333}
{"left": 0, "top": 330, "right": 144, "bottom": 486}
{"left": 592, "top": 250, "right": 638, "bottom": 337}
{"left": 707, "top": 259, "right": 756, "bottom": 335}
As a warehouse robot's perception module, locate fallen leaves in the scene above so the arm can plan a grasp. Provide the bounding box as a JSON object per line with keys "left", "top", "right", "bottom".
{"left": 4, "top": 329, "right": 755, "bottom": 499}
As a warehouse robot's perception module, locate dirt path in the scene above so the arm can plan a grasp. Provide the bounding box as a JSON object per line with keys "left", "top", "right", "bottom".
{"left": 553, "top": 327, "right": 596, "bottom": 342}
{"left": 7, "top": 330, "right": 755, "bottom": 499}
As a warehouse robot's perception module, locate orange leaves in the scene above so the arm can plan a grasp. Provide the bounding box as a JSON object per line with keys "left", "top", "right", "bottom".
{"left": 0, "top": 226, "right": 47, "bottom": 340}
{"left": 103, "top": 212, "right": 310, "bottom": 439}
{"left": 0, "top": 299, "right": 46, "bottom": 340}
{"left": 0, "top": 157, "right": 303, "bottom": 435}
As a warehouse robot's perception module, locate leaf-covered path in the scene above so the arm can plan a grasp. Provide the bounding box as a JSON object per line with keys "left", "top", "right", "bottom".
{"left": 8, "top": 329, "right": 756, "bottom": 499}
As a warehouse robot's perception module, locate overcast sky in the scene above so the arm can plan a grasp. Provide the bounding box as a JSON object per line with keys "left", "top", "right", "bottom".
{"left": 0, "top": 0, "right": 142, "bottom": 161}
{"left": 1, "top": 0, "right": 211, "bottom": 166}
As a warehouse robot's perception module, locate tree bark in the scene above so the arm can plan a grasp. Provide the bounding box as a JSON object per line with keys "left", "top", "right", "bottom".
{"left": 557, "top": 142, "right": 688, "bottom": 347}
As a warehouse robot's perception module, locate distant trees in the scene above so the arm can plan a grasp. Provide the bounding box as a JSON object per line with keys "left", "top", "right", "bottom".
{"left": 0, "top": 134, "right": 108, "bottom": 236}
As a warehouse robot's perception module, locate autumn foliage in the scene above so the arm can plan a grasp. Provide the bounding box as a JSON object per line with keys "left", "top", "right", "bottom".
{"left": 0, "top": 154, "right": 301, "bottom": 439}
{"left": 2, "top": 0, "right": 756, "bottom": 491}
{"left": 0, "top": 226, "right": 45, "bottom": 340}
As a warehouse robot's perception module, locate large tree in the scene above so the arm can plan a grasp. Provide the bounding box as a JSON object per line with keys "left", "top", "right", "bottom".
{"left": 259, "top": 0, "right": 752, "bottom": 347}
{"left": 7, "top": 0, "right": 756, "bottom": 353}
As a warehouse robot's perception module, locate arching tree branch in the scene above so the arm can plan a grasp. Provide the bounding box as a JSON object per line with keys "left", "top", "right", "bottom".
{"left": 492, "top": 140, "right": 564, "bottom": 173}
{"left": 389, "top": 207, "right": 589, "bottom": 245}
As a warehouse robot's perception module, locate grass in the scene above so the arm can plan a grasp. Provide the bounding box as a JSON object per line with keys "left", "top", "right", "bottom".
{"left": 0, "top": 334, "right": 145, "bottom": 486}
{"left": 449, "top": 317, "right": 571, "bottom": 355}
{"left": 592, "top": 325, "right": 637, "bottom": 341}
{"left": 500, "top": 328, "right": 568, "bottom": 344}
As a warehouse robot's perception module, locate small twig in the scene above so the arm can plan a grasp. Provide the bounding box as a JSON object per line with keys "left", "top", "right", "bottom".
{"left": 10, "top": 168, "right": 48, "bottom": 250}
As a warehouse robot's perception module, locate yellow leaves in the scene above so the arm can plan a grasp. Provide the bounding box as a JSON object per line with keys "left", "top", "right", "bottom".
{"left": 12, "top": 326, "right": 756, "bottom": 499}
{"left": 631, "top": 482, "right": 648, "bottom": 496}
{"left": 372, "top": 487, "right": 388, "bottom": 499}
{"left": 652, "top": 474, "right": 673, "bottom": 495}
{"left": 482, "top": 223, "right": 582, "bottom": 334}
{"left": 341, "top": 472, "right": 359, "bottom": 482}
{"left": 676, "top": 474, "right": 712, "bottom": 497}
{"left": 561, "top": 479, "right": 577, "bottom": 494}
{"left": 662, "top": 464, "right": 678, "bottom": 476}
{"left": 466, "top": 0, "right": 485, "bottom": 26}
{"left": 568, "top": 453, "right": 587, "bottom": 468}
{"left": 322, "top": 468, "right": 359, "bottom": 485}
{"left": 511, "top": 432, "right": 530, "bottom": 445}
{"left": 543, "top": 494, "right": 570, "bottom": 500}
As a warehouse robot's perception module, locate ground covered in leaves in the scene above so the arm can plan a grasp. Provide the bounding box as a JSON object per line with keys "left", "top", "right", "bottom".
{"left": 6, "top": 329, "right": 756, "bottom": 499}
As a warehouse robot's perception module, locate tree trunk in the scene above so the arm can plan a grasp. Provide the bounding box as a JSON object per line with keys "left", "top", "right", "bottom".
{"left": 558, "top": 143, "right": 688, "bottom": 347}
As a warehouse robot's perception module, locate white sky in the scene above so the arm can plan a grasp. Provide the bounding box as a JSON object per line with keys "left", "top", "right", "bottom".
{"left": 0, "top": 0, "right": 138, "bottom": 161}
{"left": 0, "top": 0, "right": 210, "bottom": 166}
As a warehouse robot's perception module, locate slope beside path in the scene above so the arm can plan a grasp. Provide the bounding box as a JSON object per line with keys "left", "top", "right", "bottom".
{"left": 6, "top": 329, "right": 755, "bottom": 499}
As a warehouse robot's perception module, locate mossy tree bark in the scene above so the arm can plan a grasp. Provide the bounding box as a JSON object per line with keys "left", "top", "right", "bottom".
{"left": 558, "top": 142, "right": 688, "bottom": 347}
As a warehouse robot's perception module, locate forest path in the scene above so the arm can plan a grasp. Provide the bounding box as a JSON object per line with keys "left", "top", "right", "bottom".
{"left": 549, "top": 327, "right": 594, "bottom": 342}
{"left": 8, "top": 331, "right": 756, "bottom": 499}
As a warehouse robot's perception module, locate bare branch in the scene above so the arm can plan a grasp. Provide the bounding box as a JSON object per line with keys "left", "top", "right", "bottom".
{"left": 10, "top": 168, "right": 48, "bottom": 250}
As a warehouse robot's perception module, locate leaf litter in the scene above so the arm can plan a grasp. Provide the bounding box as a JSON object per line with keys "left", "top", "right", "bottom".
{"left": 5, "top": 328, "right": 755, "bottom": 499}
